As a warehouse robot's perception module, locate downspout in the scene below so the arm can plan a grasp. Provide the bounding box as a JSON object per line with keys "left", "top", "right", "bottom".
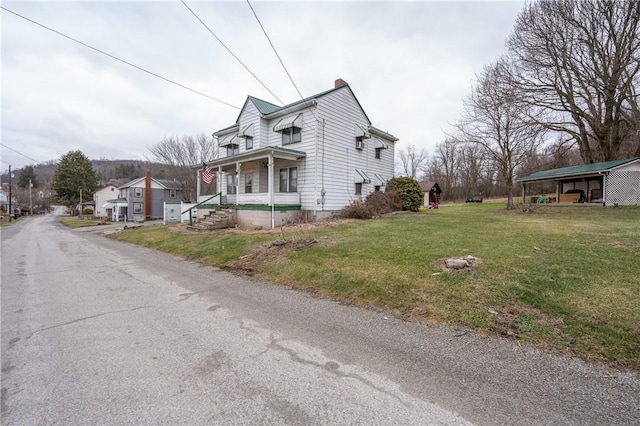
{"left": 313, "top": 118, "right": 318, "bottom": 219}
{"left": 321, "top": 119, "right": 326, "bottom": 209}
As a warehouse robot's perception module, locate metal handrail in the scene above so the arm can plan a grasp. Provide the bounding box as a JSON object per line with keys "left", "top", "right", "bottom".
{"left": 181, "top": 192, "right": 222, "bottom": 226}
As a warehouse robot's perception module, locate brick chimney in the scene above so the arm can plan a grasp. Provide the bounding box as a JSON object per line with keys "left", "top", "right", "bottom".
{"left": 145, "top": 169, "right": 151, "bottom": 220}
{"left": 335, "top": 78, "right": 348, "bottom": 88}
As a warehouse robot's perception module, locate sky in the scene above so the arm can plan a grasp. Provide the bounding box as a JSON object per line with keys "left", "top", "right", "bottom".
{"left": 1, "top": 0, "right": 524, "bottom": 172}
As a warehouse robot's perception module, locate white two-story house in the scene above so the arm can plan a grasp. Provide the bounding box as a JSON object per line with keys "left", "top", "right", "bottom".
{"left": 196, "top": 79, "right": 398, "bottom": 228}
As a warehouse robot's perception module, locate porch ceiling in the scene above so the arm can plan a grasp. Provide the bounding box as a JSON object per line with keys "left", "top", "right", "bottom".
{"left": 202, "top": 146, "right": 306, "bottom": 169}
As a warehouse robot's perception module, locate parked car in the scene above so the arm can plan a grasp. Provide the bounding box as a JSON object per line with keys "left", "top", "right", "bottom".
{"left": 465, "top": 195, "right": 483, "bottom": 203}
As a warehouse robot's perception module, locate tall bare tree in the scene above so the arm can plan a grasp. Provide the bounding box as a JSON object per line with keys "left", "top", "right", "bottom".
{"left": 455, "top": 59, "right": 547, "bottom": 209}
{"left": 397, "top": 144, "right": 428, "bottom": 179}
{"left": 434, "top": 138, "right": 460, "bottom": 200}
{"left": 147, "top": 133, "right": 217, "bottom": 202}
{"left": 508, "top": 0, "right": 640, "bottom": 163}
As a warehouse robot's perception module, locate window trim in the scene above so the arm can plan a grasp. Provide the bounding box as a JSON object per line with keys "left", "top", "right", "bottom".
{"left": 133, "top": 202, "right": 143, "bottom": 214}
{"left": 355, "top": 182, "right": 362, "bottom": 195}
{"left": 134, "top": 187, "right": 143, "bottom": 198}
{"left": 245, "top": 136, "right": 253, "bottom": 150}
{"left": 169, "top": 189, "right": 177, "bottom": 198}
{"left": 375, "top": 147, "right": 382, "bottom": 159}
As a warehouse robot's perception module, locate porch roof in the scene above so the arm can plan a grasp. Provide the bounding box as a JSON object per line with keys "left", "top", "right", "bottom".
{"left": 200, "top": 146, "right": 306, "bottom": 169}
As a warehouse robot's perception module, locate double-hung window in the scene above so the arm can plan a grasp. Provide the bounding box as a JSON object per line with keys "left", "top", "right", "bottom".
{"left": 226, "top": 144, "right": 239, "bottom": 157}
{"left": 245, "top": 173, "right": 253, "bottom": 193}
{"left": 245, "top": 137, "right": 253, "bottom": 150}
{"left": 279, "top": 167, "right": 298, "bottom": 192}
{"left": 282, "top": 127, "right": 301, "bottom": 146}
{"left": 134, "top": 188, "right": 143, "bottom": 198}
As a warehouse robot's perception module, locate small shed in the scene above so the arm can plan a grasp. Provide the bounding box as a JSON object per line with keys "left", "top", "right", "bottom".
{"left": 419, "top": 181, "right": 442, "bottom": 205}
{"left": 517, "top": 157, "right": 640, "bottom": 206}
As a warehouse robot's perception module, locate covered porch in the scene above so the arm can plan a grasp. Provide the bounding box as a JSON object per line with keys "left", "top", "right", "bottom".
{"left": 196, "top": 146, "right": 306, "bottom": 228}
{"left": 103, "top": 198, "right": 129, "bottom": 222}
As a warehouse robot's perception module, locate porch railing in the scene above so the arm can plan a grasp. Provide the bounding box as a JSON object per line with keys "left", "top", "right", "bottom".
{"left": 181, "top": 192, "right": 222, "bottom": 226}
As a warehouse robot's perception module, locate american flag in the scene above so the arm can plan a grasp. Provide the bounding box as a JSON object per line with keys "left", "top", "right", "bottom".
{"left": 201, "top": 162, "right": 214, "bottom": 184}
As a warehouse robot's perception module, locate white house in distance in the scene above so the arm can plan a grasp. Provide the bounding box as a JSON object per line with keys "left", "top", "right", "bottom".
{"left": 196, "top": 78, "right": 399, "bottom": 229}
{"left": 93, "top": 184, "right": 118, "bottom": 219}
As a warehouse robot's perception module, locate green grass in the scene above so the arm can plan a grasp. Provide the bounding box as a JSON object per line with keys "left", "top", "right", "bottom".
{"left": 111, "top": 204, "right": 640, "bottom": 369}
{"left": 60, "top": 217, "right": 105, "bottom": 228}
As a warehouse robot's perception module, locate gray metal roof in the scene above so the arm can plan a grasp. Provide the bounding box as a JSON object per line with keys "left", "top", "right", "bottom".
{"left": 517, "top": 157, "right": 640, "bottom": 182}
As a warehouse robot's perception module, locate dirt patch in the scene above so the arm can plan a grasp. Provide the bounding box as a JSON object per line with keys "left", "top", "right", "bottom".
{"left": 489, "top": 305, "right": 566, "bottom": 340}
{"left": 226, "top": 238, "right": 318, "bottom": 274}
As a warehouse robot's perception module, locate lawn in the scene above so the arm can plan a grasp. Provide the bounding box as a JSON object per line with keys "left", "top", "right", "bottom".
{"left": 60, "top": 217, "right": 106, "bottom": 228}
{"left": 111, "top": 203, "right": 640, "bottom": 369}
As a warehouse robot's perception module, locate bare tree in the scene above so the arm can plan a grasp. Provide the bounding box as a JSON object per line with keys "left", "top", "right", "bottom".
{"left": 397, "top": 144, "right": 428, "bottom": 179}
{"left": 147, "top": 133, "right": 217, "bottom": 202}
{"left": 434, "top": 138, "right": 460, "bottom": 200}
{"left": 508, "top": 0, "right": 640, "bottom": 163}
{"left": 455, "top": 59, "right": 547, "bottom": 209}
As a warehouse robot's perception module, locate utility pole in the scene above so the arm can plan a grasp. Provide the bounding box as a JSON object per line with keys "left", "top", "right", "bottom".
{"left": 8, "top": 165, "right": 12, "bottom": 222}
{"left": 29, "top": 178, "right": 33, "bottom": 215}
{"left": 79, "top": 188, "right": 83, "bottom": 219}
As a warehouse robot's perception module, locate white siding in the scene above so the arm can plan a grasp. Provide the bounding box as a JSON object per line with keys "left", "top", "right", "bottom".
{"left": 306, "top": 87, "right": 396, "bottom": 212}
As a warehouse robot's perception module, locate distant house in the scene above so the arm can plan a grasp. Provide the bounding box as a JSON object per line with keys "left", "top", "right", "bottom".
{"left": 419, "top": 182, "right": 442, "bottom": 206}
{"left": 104, "top": 171, "right": 183, "bottom": 221}
{"left": 94, "top": 184, "right": 118, "bottom": 219}
{"left": 517, "top": 157, "right": 640, "bottom": 206}
{"left": 196, "top": 78, "right": 399, "bottom": 229}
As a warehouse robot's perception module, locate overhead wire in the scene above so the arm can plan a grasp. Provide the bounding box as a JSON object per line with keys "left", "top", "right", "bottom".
{"left": 0, "top": 6, "right": 240, "bottom": 110}
{"left": 246, "top": 0, "right": 303, "bottom": 100}
{"left": 1, "top": 142, "right": 41, "bottom": 164}
{"left": 246, "top": 0, "right": 321, "bottom": 125}
{"left": 181, "top": 0, "right": 285, "bottom": 106}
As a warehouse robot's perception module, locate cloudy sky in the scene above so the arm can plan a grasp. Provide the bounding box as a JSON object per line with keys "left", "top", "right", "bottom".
{"left": 1, "top": 0, "right": 524, "bottom": 171}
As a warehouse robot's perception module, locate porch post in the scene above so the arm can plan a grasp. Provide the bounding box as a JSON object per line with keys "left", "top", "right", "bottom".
{"left": 268, "top": 151, "right": 274, "bottom": 229}
{"left": 218, "top": 167, "right": 223, "bottom": 204}
{"left": 522, "top": 183, "right": 526, "bottom": 204}
{"left": 235, "top": 162, "right": 240, "bottom": 206}
{"left": 196, "top": 169, "right": 201, "bottom": 203}
{"left": 555, "top": 181, "right": 560, "bottom": 203}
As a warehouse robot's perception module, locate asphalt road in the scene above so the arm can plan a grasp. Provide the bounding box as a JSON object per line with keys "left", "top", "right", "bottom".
{"left": 1, "top": 214, "right": 639, "bottom": 425}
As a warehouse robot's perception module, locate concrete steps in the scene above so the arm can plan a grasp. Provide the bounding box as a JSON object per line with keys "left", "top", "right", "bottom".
{"left": 187, "top": 209, "right": 236, "bottom": 231}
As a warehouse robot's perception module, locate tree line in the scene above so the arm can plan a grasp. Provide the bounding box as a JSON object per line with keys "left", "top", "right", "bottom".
{"left": 398, "top": 0, "right": 640, "bottom": 208}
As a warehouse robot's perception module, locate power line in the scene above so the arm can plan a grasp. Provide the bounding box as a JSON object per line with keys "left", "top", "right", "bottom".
{"left": 246, "top": 0, "right": 303, "bottom": 101}
{"left": 180, "top": 0, "right": 285, "bottom": 106}
{"left": 0, "top": 143, "right": 40, "bottom": 164}
{"left": 0, "top": 6, "right": 240, "bottom": 110}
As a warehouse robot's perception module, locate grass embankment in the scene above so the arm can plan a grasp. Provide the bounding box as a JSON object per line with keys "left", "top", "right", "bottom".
{"left": 112, "top": 204, "right": 640, "bottom": 369}
{"left": 61, "top": 217, "right": 105, "bottom": 228}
